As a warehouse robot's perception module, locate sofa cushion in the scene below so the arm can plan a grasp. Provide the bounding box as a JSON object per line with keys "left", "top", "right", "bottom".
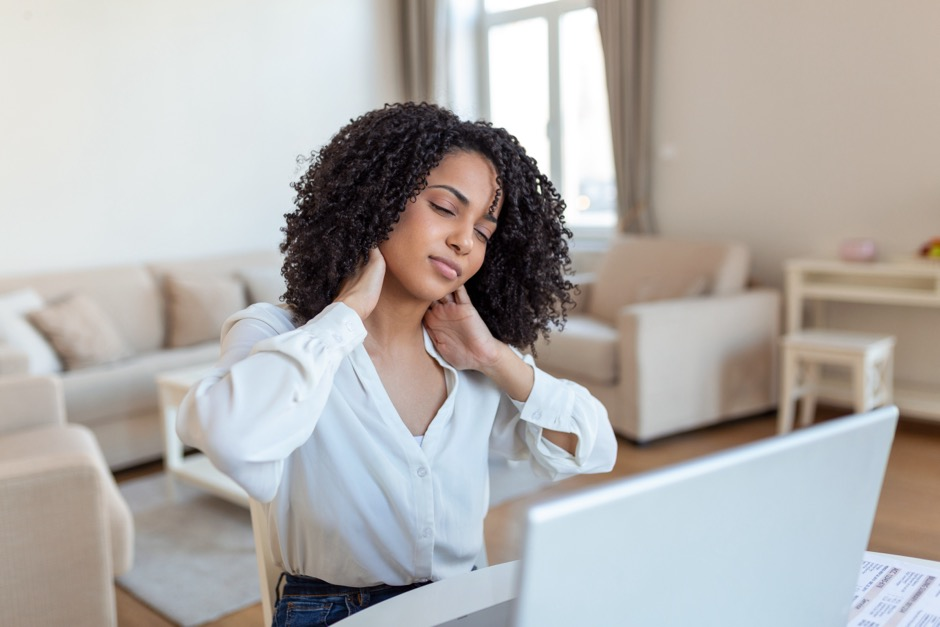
{"left": 61, "top": 341, "right": 220, "bottom": 427}
{"left": 0, "top": 289, "right": 63, "bottom": 374}
{"left": 533, "top": 315, "right": 619, "bottom": 386}
{"left": 27, "top": 293, "right": 131, "bottom": 370}
{"left": 238, "top": 265, "right": 286, "bottom": 304}
{"left": 590, "top": 236, "right": 749, "bottom": 324}
{"left": 164, "top": 274, "right": 247, "bottom": 348}
{"left": 148, "top": 250, "right": 281, "bottom": 345}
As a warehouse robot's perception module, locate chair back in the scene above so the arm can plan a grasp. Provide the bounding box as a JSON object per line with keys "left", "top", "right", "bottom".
{"left": 589, "top": 235, "right": 749, "bottom": 323}
{"left": 249, "top": 498, "right": 279, "bottom": 626}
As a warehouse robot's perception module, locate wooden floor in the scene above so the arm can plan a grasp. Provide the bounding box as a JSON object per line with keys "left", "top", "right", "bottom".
{"left": 114, "top": 407, "right": 940, "bottom": 626}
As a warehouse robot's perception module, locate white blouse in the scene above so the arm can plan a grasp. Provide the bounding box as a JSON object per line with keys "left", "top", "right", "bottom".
{"left": 176, "top": 301, "right": 617, "bottom": 587}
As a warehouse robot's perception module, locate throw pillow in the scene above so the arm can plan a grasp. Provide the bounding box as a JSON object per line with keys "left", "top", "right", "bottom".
{"left": 237, "top": 265, "right": 286, "bottom": 304}
{"left": 164, "top": 274, "right": 247, "bottom": 348}
{"left": 27, "top": 293, "right": 131, "bottom": 370}
{"left": 0, "top": 288, "right": 64, "bottom": 374}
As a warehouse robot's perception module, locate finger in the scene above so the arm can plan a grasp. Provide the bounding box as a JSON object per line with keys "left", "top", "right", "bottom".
{"left": 453, "top": 285, "right": 471, "bottom": 305}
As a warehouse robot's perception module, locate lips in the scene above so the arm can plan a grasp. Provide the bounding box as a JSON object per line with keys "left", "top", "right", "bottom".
{"left": 429, "top": 256, "right": 461, "bottom": 280}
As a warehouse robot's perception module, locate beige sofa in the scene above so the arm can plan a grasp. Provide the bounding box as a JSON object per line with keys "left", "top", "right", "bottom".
{"left": 535, "top": 235, "right": 780, "bottom": 443}
{"left": 0, "top": 250, "right": 284, "bottom": 470}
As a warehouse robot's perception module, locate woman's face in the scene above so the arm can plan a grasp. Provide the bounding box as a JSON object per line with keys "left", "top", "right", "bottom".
{"left": 379, "top": 150, "right": 502, "bottom": 304}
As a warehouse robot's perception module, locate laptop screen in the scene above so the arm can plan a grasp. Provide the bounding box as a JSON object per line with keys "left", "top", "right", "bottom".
{"left": 512, "top": 407, "right": 898, "bottom": 627}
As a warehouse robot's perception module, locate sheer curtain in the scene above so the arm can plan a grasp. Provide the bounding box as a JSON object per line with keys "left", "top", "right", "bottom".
{"left": 595, "top": 0, "right": 656, "bottom": 234}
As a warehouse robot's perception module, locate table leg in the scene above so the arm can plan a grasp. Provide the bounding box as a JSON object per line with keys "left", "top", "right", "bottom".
{"left": 158, "top": 387, "right": 183, "bottom": 502}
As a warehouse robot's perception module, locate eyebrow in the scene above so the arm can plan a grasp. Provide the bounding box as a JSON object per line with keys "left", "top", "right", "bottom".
{"left": 428, "top": 184, "right": 469, "bottom": 205}
{"left": 428, "top": 184, "right": 499, "bottom": 224}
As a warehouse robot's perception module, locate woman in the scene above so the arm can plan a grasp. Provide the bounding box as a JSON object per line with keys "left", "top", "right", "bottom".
{"left": 177, "top": 102, "right": 617, "bottom": 626}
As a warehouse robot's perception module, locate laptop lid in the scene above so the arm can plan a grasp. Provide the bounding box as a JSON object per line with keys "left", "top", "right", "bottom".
{"left": 512, "top": 406, "right": 899, "bottom": 627}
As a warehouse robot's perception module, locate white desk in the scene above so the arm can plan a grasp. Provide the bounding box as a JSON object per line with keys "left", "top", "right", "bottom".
{"left": 785, "top": 257, "right": 940, "bottom": 420}
{"left": 156, "top": 364, "right": 248, "bottom": 507}
{"left": 338, "top": 561, "right": 519, "bottom": 627}
{"left": 336, "top": 553, "right": 940, "bottom": 627}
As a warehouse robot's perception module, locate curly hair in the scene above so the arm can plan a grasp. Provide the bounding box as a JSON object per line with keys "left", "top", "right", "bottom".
{"left": 281, "top": 102, "right": 574, "bottom": 352}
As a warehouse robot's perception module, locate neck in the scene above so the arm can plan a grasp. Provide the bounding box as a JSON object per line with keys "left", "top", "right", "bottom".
{"left": 362, "top": 291, "right": 429, "bottom": 353}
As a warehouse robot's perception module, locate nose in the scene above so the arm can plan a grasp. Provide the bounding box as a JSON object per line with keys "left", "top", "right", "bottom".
{"left": 447, "top": 225, "right": 474, "bottom": 255}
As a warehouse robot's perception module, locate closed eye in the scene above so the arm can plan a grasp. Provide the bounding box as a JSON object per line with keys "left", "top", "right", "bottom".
{"left": 474, "top": 228, "right": 491, "bottom": 244}
{"left": 430, "top": 202, "right": 455, "bottom": 216}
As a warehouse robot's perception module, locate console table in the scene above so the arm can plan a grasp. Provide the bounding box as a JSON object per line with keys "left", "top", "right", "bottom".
{"left": 784, "top": 257, "right": 940, "bottom": 421}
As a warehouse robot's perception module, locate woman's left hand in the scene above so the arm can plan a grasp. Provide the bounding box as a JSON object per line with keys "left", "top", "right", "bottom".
{"left": 426, "top": 285, "right": 536, "bottom": 404}
{"left": 424, "top": 285, "right": 501, "bottom": 372}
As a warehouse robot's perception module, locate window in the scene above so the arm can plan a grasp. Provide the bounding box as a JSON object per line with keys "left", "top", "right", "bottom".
{"left": 479, "top": 0, "right": 617, "bottom": 230}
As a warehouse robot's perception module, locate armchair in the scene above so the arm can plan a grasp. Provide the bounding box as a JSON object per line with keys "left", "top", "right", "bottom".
{"left": 535, "top": 235, "right": 779, "bottom": 443}
{"left": 0, "top": 375, "right": 134, "bottom": 627}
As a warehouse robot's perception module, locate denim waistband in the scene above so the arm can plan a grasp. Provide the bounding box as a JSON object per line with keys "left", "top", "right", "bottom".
{"left": 279, "top": 572, "right": 431, "bottom": 601}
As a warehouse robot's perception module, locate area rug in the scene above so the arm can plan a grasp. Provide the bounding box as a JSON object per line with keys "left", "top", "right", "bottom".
{"left": 117, "top": 473, "right": 261, "bottom": 626}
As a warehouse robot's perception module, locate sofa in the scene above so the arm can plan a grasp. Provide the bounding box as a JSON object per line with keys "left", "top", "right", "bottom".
{"left": 0, "top": 250, "right": 285, "bottom": 470}
{"left": 534, "top": 235, "right": 780, "bottom": 443}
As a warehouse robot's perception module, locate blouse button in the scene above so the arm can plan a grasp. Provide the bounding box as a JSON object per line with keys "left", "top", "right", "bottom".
{"left": 532, "top": 410, "right": 543, "bottom": 420}
{"left": 416, "top": 466, "right": 428, "bottom": 478}
{"left": 422, "top": 528, "right": 432, "bottom": 538}
{"left": 332, "top": 333, "right": 343, "bottom": 342}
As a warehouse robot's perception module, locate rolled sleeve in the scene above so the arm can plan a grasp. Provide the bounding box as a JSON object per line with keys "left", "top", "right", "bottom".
{"left": 506, "top": 360, "right": 617, "bottom": 480}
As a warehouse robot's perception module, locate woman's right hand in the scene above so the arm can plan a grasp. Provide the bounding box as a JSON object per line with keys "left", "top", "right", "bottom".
{"left": 335, "top": 248, "right": 386, "bottom": 320}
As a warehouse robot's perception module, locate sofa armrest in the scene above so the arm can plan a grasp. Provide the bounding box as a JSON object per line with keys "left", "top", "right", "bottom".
{"left": 0, "top": 375, "right": 67, "bottom": 435}
{"left": 617, "top": 288, "right": 781, "bottom": 435}
{"left": 0, "top": 343, "right": 29, "bottom": 376}
{"left": 0, "top": 423, "right": 134, "bottom": 578}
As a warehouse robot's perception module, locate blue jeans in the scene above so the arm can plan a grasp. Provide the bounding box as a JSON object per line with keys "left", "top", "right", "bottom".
{"left": 272, "top": 573, "right": 432, "bottom": 626}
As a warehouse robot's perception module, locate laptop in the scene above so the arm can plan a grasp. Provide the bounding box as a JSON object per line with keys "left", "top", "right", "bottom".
{"left": 508, "top": 406, "right": 899, "bottom": 627}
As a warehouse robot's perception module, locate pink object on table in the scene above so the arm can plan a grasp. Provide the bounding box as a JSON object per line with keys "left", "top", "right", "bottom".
{"left": 839, "top": 238, "right": 878, "bottom": 262}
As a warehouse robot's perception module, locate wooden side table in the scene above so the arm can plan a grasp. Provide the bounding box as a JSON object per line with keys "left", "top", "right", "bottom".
{"left": 156, "top": 364, "right": 248, "bottom": 507}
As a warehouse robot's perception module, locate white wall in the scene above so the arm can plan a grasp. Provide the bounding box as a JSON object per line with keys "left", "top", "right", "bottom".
{"left": 652, "top": 0, "right": 940, "bottom": 388}
{"left": 653, "top": 0, "right": 940, "bottom": 286}
{"left": 0, "top": 0, "right": 403, "bottom": 276}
